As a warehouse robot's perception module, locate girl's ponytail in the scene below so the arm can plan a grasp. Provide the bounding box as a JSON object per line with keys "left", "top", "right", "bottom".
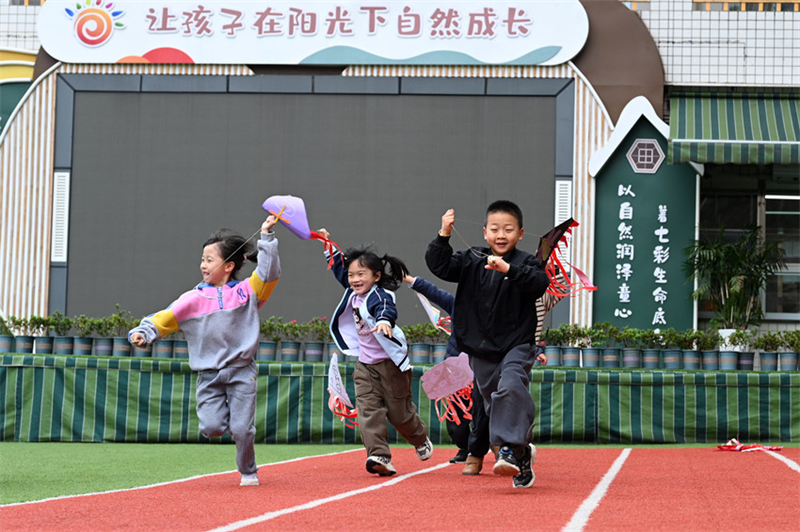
{"left": 244, "top": 249, "right": 259, "bottom": 263}
{"left": 379, "top": 254, "right": 408, "bottom": 291}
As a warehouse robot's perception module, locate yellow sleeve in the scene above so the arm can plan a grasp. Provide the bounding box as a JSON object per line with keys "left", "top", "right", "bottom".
{"left": 147, "top": 308, "right": 180, "bottom": 339}
{"left": 249, "top": 273, "right": 279, "bottom": 303}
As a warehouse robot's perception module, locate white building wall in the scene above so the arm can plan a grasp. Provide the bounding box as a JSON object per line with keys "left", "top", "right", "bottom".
{"left": 637, "top": 0, "right": 800, "bottom": 87}
{"left": 0, "top": 0, "right": 42, "bottom": 51}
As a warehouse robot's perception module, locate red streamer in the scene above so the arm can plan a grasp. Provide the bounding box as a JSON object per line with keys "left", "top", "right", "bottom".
{"left": 436, "top": 316, "right": 452, "bottom": 335}
{"left": 435, "top": 383, "right": 473, "bottom": 424}
{"left": 328, "top": 394, "right": 359, "bottom": 428}
{"left": 310, "top": 230, "right": 345, "bottom": 270}
{"left": 543, "top": 224, "right": 597, "bottom": 298}
{"left": 717, "top": 437, "right": 782, "bottom": 452}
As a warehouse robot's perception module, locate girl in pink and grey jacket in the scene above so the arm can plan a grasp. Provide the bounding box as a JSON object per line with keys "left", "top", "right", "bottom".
{"left": 129, "top": 216, "right": 280, "bottom": 486}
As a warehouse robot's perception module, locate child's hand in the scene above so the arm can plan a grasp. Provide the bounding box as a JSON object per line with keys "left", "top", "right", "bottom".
{"left": 129, "top": 333, "right": 146, "bottom": 347}
{"left": 485, "top": 255, "right": 509, "bottom": 274}
{"left": 402, "top": 274, "right": 416, "bottom": 285}
{"left": 263, "top": 215, "right": 277, "bottom": 233}
{"left": 535, "top": 351, "right": 548, "bottom": 366}
{"left": 371, "top": 322, "right": 393, "bottom": 338}
{"left": 317, "top": 228, "right": 330, "bottom": 240}
{"left": 439, "top": 209, "right": 455, "bottom": 237}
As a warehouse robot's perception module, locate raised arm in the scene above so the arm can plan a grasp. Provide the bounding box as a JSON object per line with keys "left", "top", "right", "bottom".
{"left": 424, "top": 209, "right": 463, "bottom": 282}
{"left": 250, "top": 215, "right": 281, "bottom": 302}
{"left": 317, "top": 228, "right": 349, "bottom": 289}
{"left": 406, "top": 275, "right": 455, "bottom": 315}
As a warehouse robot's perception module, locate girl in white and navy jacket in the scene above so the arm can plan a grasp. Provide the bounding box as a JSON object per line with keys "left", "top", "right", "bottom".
{"left": 317, "top": 228, "right": 432, "bottom": 477}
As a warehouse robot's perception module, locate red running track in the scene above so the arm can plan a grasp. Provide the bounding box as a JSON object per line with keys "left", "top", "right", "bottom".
{"left": 1, "top": 447, "right": 798, "bottom": 532}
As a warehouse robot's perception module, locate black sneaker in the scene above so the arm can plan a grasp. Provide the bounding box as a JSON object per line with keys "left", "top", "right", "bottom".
{"left": 492, "top": 445, "right": 521, "bottom": 476}
{"left": 513, "top": 444, "right": 536, "bottom": 488}
{"left": 449, "top": 449, "right": 469, "bottom": 463}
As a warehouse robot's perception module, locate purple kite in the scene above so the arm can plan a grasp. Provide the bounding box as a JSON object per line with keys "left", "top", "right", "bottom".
{"left": 420, "top": 353, "right": 474, "bottom": 425}
{"left": 262, "top": 194, "right": 342, "bottom": 268}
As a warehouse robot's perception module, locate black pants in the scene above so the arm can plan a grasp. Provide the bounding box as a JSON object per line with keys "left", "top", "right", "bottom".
{"left": 470, "top": 344, "right": 536, "bottom": 450}
{"left": 446, "top": 380, "right": 491, "bottom": 457}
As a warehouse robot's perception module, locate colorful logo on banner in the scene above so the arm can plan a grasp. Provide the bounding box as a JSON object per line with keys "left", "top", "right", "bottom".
{"left": 65, "top": 0, "right": 125, "bottom": 48}
{"left": 38, "top": 0, "right": 589, "bottom": 65}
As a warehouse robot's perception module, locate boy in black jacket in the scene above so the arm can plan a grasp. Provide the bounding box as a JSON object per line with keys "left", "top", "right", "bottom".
{"left": 425, "top": 200, "right": 549, "bottom": 488}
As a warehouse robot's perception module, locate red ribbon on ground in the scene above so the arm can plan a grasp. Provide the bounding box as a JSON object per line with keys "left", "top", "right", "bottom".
{"left": 435, "top": 383, "right": 473, "bottom": 424}
{"left": 717, "top": 437, "right": 783, "bottom": 452}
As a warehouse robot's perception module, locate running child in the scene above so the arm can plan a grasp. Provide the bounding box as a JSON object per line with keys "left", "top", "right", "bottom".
{"left": 403, "top": 270, "right": 561, "bottom": 476}
{"left": 129, "top": 215, "right": 281, "bottom": 487}
{"left": 317, "top": 228, "right": 432, "bottom": 477}
{"left": 425, "top": 200, "right": 549, "bottom": 488}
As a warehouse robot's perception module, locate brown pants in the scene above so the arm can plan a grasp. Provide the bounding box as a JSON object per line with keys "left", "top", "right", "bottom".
{"left": 353, "top": 359, "right": 428, "bottom": 458}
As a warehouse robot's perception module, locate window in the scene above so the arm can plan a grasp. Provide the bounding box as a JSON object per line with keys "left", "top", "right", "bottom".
{"left": 699, "top": 164, "right": 799, "bottom": 322}
{"left": 764, "top": 195, "right": 800, "bottom": 318}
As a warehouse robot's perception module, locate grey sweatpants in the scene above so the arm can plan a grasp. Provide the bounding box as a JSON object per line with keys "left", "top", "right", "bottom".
{"left": 470, "top": 344, "right": 536, "bottom": 451}
{"left": 195, "top": 361, "right": 258, "bottom": 475}
{"left": 353, "top": 359, "right": 428, "bottom": 459}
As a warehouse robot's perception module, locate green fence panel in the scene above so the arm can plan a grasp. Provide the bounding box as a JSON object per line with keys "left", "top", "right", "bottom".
{"left": 588, "top": 370, "right": 799, "bottom": 444}
{"left": 530, "top": 369, "right": 598, "bottom": 443}
{"left": 1, "top": 355, "right": 797, "bottom": 444}
{"left": 0, "top": 355, "right": 456, "bottom": 445}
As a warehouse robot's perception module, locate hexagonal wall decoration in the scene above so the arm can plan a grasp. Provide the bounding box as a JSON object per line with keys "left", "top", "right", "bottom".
{"left": 626, "top": 138, "right": 664, "bottom": 174}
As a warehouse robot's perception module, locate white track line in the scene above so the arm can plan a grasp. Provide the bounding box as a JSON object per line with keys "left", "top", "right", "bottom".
{"left": 561, "top": 448, "right": 632, "bottom": 532}
{"left": 765, "top": 450, "right": 800, "bottom": 473}
{"left": 206, "top": 461, "right": 452, "bottom": 532}
{"left": 0, "top": 448, "right": 363, "bottom": 508}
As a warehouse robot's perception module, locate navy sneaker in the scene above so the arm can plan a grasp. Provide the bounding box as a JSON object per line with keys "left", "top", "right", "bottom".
{"left": 492, "top": 445, "right": 521, "bottom": 476}
{"left": 513, "top": 444, "right": 536, "bottom": 488}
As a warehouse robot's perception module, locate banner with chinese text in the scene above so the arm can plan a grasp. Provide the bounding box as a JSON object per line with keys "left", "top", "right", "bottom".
{"left": 38, "top": 0, "right": 589, "bottom": 65}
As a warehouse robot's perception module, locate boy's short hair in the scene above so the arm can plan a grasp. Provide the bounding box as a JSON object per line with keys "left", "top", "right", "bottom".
{"left": 485, "top": 200, "right": 523, "bottom": 228}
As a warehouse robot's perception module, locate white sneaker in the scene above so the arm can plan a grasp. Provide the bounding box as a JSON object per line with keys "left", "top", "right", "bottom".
{"left": 240, "top": 473, "right": 259, "bottom": 486}
{"left": 415, "top": 438, "right": 433, "bottom": 461}
{"left": 366, "top": 455, "right": 397, "bottom": 476}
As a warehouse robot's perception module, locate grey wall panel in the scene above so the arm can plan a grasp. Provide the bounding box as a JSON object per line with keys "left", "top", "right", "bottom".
{"left": 62, "top": 80, "right": 563, "bottom": 327}
{"left": 53, "top": 75, "right": 74, "bottom": 169}
{"left": 487, "top": 78, "right": 571, "bottom": 96}
{"left": 48, "top": 265, "right": 68, "bottom": 316}
{"left": 313, "top": 76, "right": 399, "bottom": 94}
{"left": 141, "top": 75, "right": 227, "bottom": 92}
{"left": 61, "top": 74, "right": 141, "bottom": 92}
{"left": 555, "top": 81, "right": 575, "bottom": 178}
{"left": 229, "top": 75, "right": 313, "bottom": 94}
{"left": 400, "top": 77, "right": 485, "bottom": 95}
